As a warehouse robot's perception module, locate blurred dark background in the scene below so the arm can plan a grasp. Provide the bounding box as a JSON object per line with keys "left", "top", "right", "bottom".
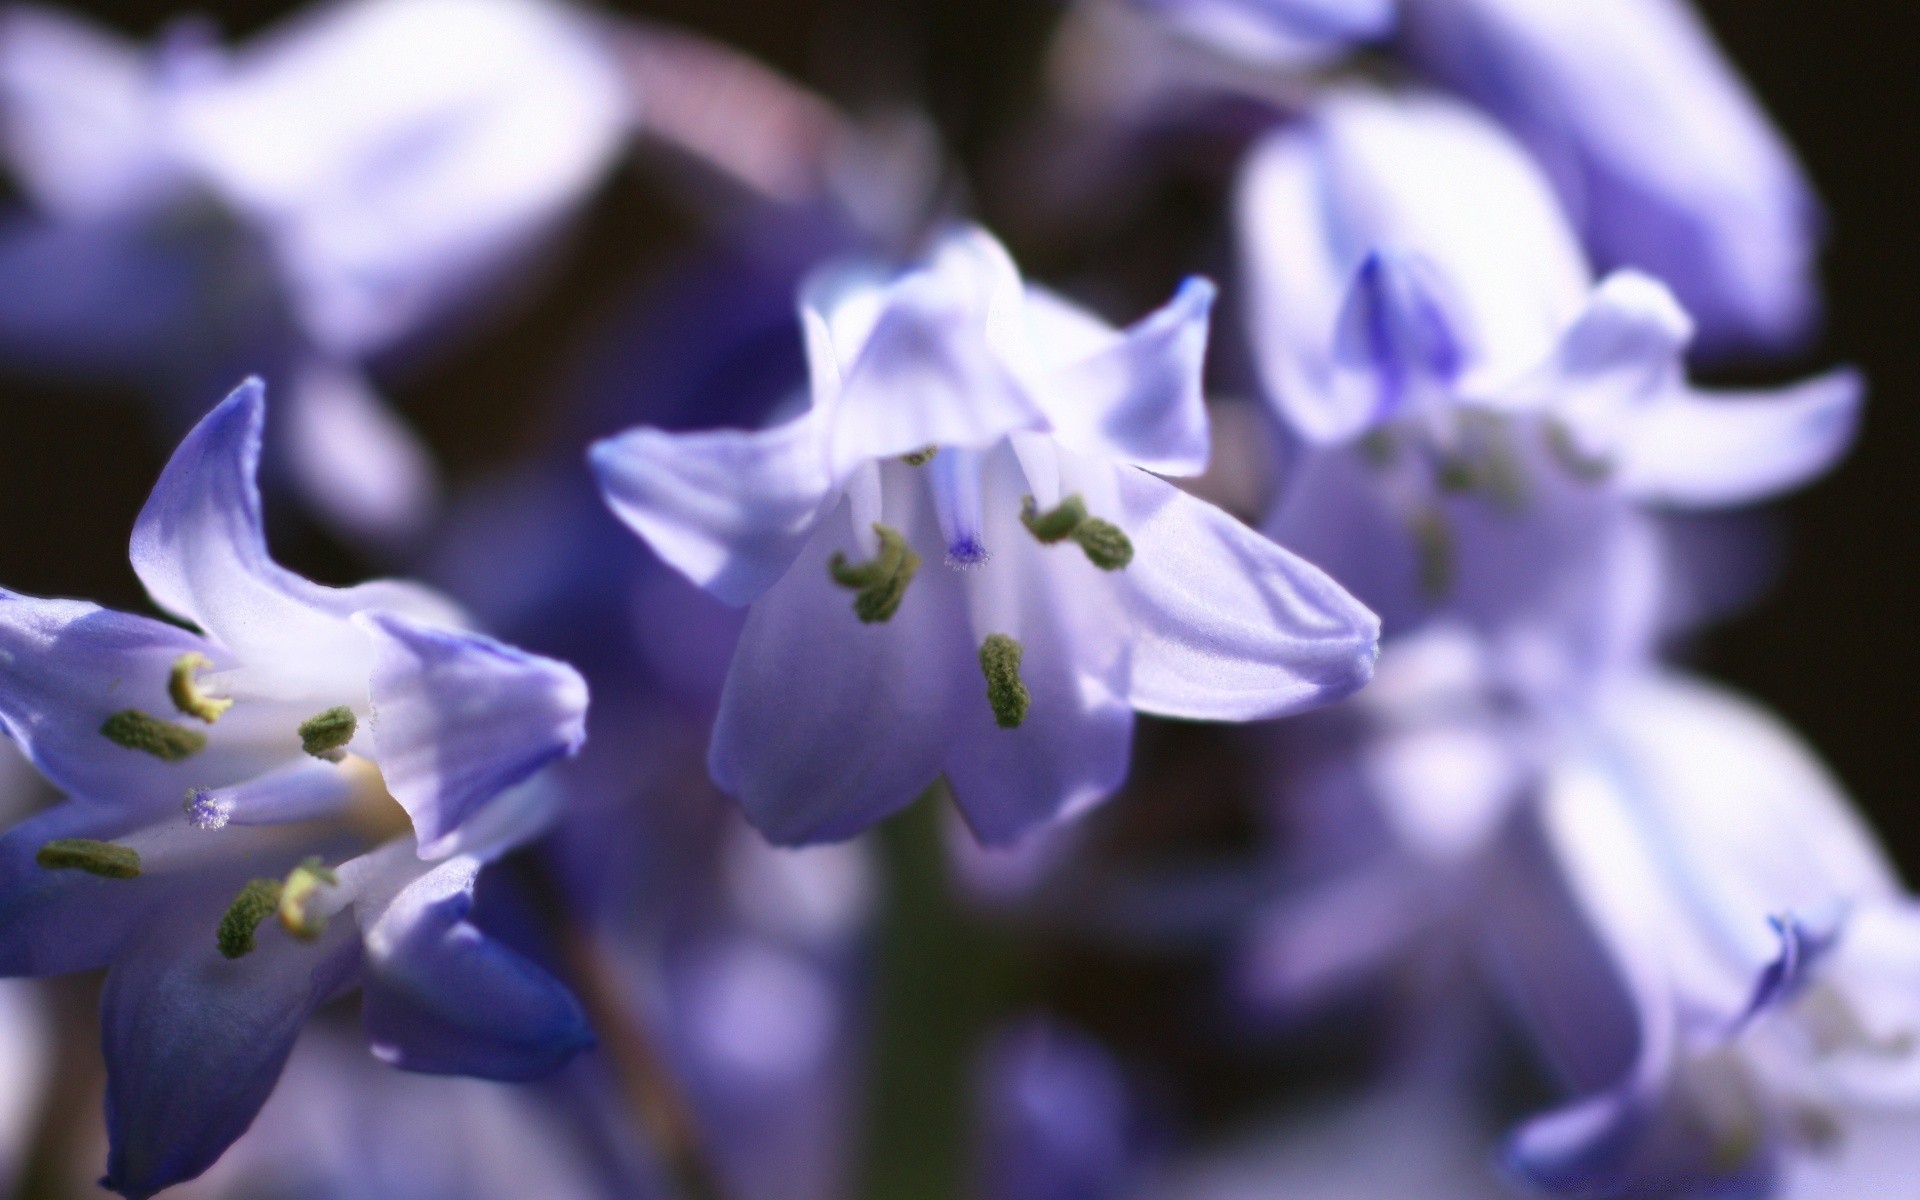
{"left": 0, "top": 0, "right": 1913, "bottom": 872}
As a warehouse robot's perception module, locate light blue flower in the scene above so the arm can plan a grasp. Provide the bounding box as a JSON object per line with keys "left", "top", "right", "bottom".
{"left": 1120, "top": 0, "right": 1394, "bottom": 65}
{"left": 1400, "top": 0, "right": 1824, "bottom": 357}
{"left": 0, "top": 0, "right": 631, "bottom": 544}
{"left": 0, "top": 379, "right": 593, "bottom": 1198}
{"left": 593, "top": 224, "right": 1379, "bottom": 846}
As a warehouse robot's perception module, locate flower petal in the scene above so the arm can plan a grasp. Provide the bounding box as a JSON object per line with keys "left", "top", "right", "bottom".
{"left": 589, "top": 411, "right": 836, "bottom": 607}
{"left": 1614, "top": 368, "right": 1863, "bottom": 509}
{"left": 282, "top": 357, "right": 441, "bottom": 550}
{"left": 709, "top": 494, "right": 968, "bottom": 846}
{"left": 1027, "top": 277, "right": 1216, "bottom": 477}
{"left": 0, "top": 804, "right": 161, "bottom": 976}
{"left": 98, "top": 906, "right": 360, "bottom": 1199}
{"left": 358, "top": 851, "right": 592, "bottom": 1081}
{"left": 358, "top": 611, "right": 588, "bottom": 858}
{"left": 1109, "top": 465, "right": 1379, "bottom": 721}
{"left": 130, "top": 379, "right": 465, "bottom": 687}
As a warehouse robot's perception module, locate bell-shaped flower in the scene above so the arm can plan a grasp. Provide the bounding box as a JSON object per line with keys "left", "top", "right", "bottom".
{"left": 1115, "top": 0, "right": 1395, "bottom": 66}
{"left": 0, "top": 0, "right": 630, "bottom": 544}
{"left": 1495, "top": 674, "right": 1920, "bottom": 1195}
{"left": 0, "top": 379, "right": 593, "bottom": 1198}
{"left": 593, "top": 224, "right": 1378, "bottom": 846}
{"left": 1399, "top": 0, "right": 1823, "bottom": 357}
{"left": 1240, "top": 91, "right": 1858, "bottom": 674}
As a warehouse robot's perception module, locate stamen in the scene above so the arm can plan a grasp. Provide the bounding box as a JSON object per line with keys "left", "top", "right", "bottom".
{"left": 298, "top": 707, "right": 357, "bottom": 761}
{"left": 35, "top": 838, "right": 141, "bottom": 879}
{"left": 1412, "top": 508, "right": 1454, "bottom": 600}
{"left": 167, "top": 652, "right": 232, "bottom": 724}
{"left": 978, "top": 634, "right": 1031, "bottom": 729}
{"left": 217, "top": 879, "right": 283, "bottom": 959}
{"left": 183, "top": 788, "right": 231, "bottom": 831}
{"left": 100, "top": 710, "right": 207, "bottom": 762}
{"left": 277, "top": 857, "right": 338, "bottom": 941}
{"left": 1019, "top": 494, "right": 1134, "bottom": 571}
{"left": 829, "top": 523, "right": 921, "bottom": 624}
{"left": 1543, "top": 419, "right": 1615, "bottom": 482}
{"left": 930, "top": 447, "right": 989, "bottom": 568}
{"left": 900, "top": 446, "right": 937, "bottom": 466}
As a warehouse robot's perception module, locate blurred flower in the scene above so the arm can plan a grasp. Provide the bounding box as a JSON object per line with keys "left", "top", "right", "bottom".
{"left": 594, "top": 223, "right": 1378, "bottom": 846}
{"left": 0, "top": 0, "right": 631, "bottom": 544}
{"left": 1498, "top": 674, "right": 1920, "bottom": 1195}
{"left": 1241, "top": 90, "right": 1858, "bottom": 680}
{"left": 0, "top": 379, "right": 592, "bottom": 1198}
{"left": 1399, "top": 0, "right": 1824, "bottom": 357}
{"left": 973, "top": 1017, "right": 1148, "bottom": 1200}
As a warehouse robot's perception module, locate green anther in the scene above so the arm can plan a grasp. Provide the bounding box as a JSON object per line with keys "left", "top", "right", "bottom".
{"left": 35, "top": 838, "right": 141, "bottom": 880}
{"left": 1020, "top": 494, "right": 1088, "bottom": 543}
{"left": 1071, "top": 519, "right": 1133, "bottom": 571}
{"left": 1543, "top": 419, "right": 1615, "bottom": 483}
{"left": 100, "top": 710, "right": 207, "bottom": 762}
{"left": 277, "top": 857, "right": 338, "bottom": 941}
{"left": 1359, "top": 428, "right": 1399, "bottom": 467}
{"left": 829, "top": 524, "right": 921, "bottom": 624}
{"left": 978, "top": 634, "right": 1031, "bottom": 729}
{"left": 1412, "top": 508, "right": 1454, "bottom": 600}
{"left": 298, "top": 707, "right": 357, "bottom": 760}
{"left": 168, "top": 652, "right": 233, "bottom": 724}
{"left": 1021, "top": 494, "right": 1133, "bottom": 571}
{"left": 217, "top": 879, "right": 284, "bottom": 959}
{"left": 900, "top": 446, "right": 938, "bottom": 466}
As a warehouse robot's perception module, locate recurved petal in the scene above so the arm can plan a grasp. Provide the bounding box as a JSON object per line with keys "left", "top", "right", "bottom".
{"left": 129, "top": 379, "right": 465, "bottom": 692}
{"left": 1614, "top": 368, "right": 1862, "bottom": 509}
{"left": 358, "top": 611, "right": 587, "bottom": 859}
{"left": 98, "top": 906, "right": 360, "bottom": 1199}
{"left": 358, "top": 852, "right": 592, "bottom": 1081}
{"left": 590, "top": 412, "right": 835, "bottom": 607}
{"left": 1029, "top": 277, "right": 1216, "bottom": 477}
{"left": 1109, "top": 466, "right": 1379, "bottom": 721}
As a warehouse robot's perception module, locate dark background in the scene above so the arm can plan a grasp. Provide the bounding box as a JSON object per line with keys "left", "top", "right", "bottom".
{"left": 0, "top": 0, "right": 1913, "bottom": 870}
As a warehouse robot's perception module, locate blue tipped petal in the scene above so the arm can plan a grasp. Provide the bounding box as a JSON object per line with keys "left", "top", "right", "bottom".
{"left": 360, "top": 856, "right": 592, "bottom": 1081}
{"left": 129, "top": 379, "right": 463, "bottom": 686}
{"left": 1332, "top": 250, "right": 1468, "bottom": 426}
{"left": 98, "top": 908, "right": 359, "bottom": 1199}
{"left": 357, "top": 611, "right": 588, "bottom": 857}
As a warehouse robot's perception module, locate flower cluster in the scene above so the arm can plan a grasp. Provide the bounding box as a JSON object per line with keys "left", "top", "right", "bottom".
{"left": 0, "top": 0, "right": 1893, "bottom": 1198}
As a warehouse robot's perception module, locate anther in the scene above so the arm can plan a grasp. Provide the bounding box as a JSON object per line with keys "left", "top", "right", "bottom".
{"left": 1019, "top": 495, "right": 1134, "bottom": 571}
{"left": 1543, "top": 419, "right": 1615, "bottom": 483}
{"left": 1412, "top": 508, "right": 1454, "bottom": 600}
{"left": 101, "top": 710, "right": 207, "bottom": 762}
{"left": 900, "top": 446, "right": 938, "bottom": 466}
{"left": 277, "top": 857, "right": 338, "bottom": 941}
{"left": 35, "top": 838, "right": 141, "bottom": 879}
{"left": 979, "top": 634, "right": 1031, "bottom": 729}
{"left": 167, "top": 652, "right": 232, "bottom": 724}
{"left": 298, "top": 707, "right": 357, "bottom": 761}
{"left": 217, "top": 879, "right": 283, "bottom": 959}
{"left": 829, "top": 523, "right": 921, "bottom": 624}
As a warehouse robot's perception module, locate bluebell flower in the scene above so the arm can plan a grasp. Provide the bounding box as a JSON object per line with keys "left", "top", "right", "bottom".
{"left": 1400, "top": 0, "right": 1824, "bottom": 357}
{"left": 593, "top": 224, "right": 1379, "bottom": 846}
{"left": 1237, "top": 91, "right": 1858, "bottom": 674}
{"left": 0, "top": 0, "right": 631, "bottom": 544}
{"left": 0, "top": 379, "right": 593, "bottom": 1198}
{"left": 1495, "top": 674, "right": 1920, "bottom": 1196}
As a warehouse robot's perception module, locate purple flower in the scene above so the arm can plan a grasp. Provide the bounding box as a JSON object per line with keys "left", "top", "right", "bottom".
{"left": 1400, "top": 0, "right": 1824, "bottom": 357}
{"left": 593, "top": 224, "right": 1378, "bottom": 846}
{"left": 0, "top": 379, "right": 592, "bottom": 1198}
{"left": 974, "top": 1017, "right": 1146, "bottom": 1200}
{"left": 1120, "top": 0, "right": 1395, "bottom": 65}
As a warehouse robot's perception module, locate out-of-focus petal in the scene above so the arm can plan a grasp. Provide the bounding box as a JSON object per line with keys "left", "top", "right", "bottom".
{"left": 358, "top": 851, "right": 591, "bottom": 1080}
{"left": 283, "top": 357, "right": 441, "bottom": 550}
{"left": 1128, "top": 0, "right": 1396, "bottom": 67}
{"left": 359, "top": 611, "right": 587, "bottom": 858}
